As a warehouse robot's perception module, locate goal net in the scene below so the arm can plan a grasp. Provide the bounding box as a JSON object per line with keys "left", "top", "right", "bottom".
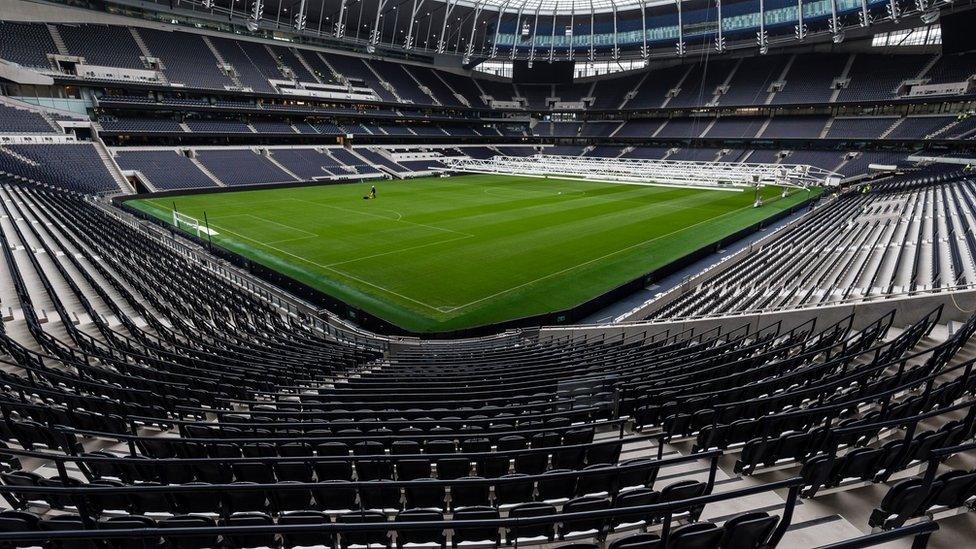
{"left": 172, "top": 211, "right": 218, "bottom": 237}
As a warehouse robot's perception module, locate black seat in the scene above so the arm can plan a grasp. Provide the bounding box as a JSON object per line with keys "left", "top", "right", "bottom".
{"left": 223, "top": 512, "right": 277, "bottom": 549}
{"left": 575, "top": 464, "right": 617, "bottom": 498}
{"left": 315, "top": 480, "right": 359, "bottom": 512}
{"left": 665, "top": 522, "right": 722, "bottom": 549}
{"left": 513, "top": 452, "right": 548, "bottom": 475}
{"left": 101, "top": 515, "right": 159, "bottom": 549}
{"left": 223, "top": 481, "right": 270, "bottom": 515}
{"left": 357, "top": 459, "right": 394, "bottom": 481}
{"left": 719, "top": 512, "right": 778, "bottom": 549}
{"left": 40, "top": 514, "right": 97, "bottom": 549}
{"left": 315, "top": 460, "right": 354, "bottom": 481}
{"left": 538, "top": 469, "right": 576, "bottom": 503}
{"left": 397, "top": 459, "right": 432, "bottom": 481}
{"left": 395, "top": 509, "right": 445, "bottom": 549}
{"left": 160, "top": 515, "right": 219, "bottom": 549}
{"left": 435, "top": 458, "right": 470, "bottom": 480}
{"left": 338, "top": 510, "right": 390, "bottom": 549}
{"left": 360, "top": 480, "right": 403, "bottom": 512}
{"left": 608, "top": 533, "right": 661, "bottom": 549}
{"left": 611, "top": 488, "right": 660, "bottom": 530}
{"left": 493, "top": 474, "right": 534, "bottom": 507}
{"left": 280, "top": 510, "right": 334, "bottom": 549}
{"left": 449, "top": 477, "right": 491, "bottom": 510}
{"left": 560, "top": 496, "right": 610, "bottom": 540}
{"left": 506, "top": 502, "right": 556, "bottom": 544}
{"left": 476, "top": 455, "right": 510, "bottom": 478}
{"left": 660, "top": 480, "right": 707, "bottom": 521}
{"left": 586, "top": 442, "right": 622, "bottom": 466}
{"left": 451, "top": 506, "right": 499, "bottom": 548}
{"left": 405, "top": 480, "right": 446, "bottom": 510}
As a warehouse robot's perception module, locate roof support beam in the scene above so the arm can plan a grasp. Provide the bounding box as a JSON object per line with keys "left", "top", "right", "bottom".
{"left": 611, "top": 0, "right": 619, "bottom": 60}
{"left": 640, "top": 0, "right": 648, "bottom": 58}
{"left": 588, "top": 0, "right": 595, "bottom": 61}
{"left": 714, "top": 0, "right": 725, "bottom": 52}
{"left": 549, "top": 9, "right": 557, "bottom": 61}
{"left": 335, "top": 0, "right": 348, "bottom": 37}
{"left": 758, "top": 0, "right": 767, "bottom": 53}
{"left": 675, "top": 0, "right": 685, "bottom": 57}
{"left": 511, "top": 4, "right": 527, "bottom": 59}
{"left": 294, "top": 0, "right": 308, "bottom": 31}
{"left": 490, "top": 1, "right": 510, "bottom": 57}
{"left": 370, "top": 0, "right": 391, "bottom": 44}
{"left": 464, "top": 0, "right": 487, "bottom": 61}
{"left": 568, "top": 3, "right": 575, "bottom": 60}
{"left": 528, "top": 5, "right": 542, "bottom": 61}
{"left": 795, "top": 0, "right": 807, "bottom": 39}
{"left": 404, "top": 0, "right": 423, "bottom": 48}
{"left": 438, "top": 0, "right": 460, "bottom": 52}
{"left": 250, "top": 0, "right": 264, "bottom": 26}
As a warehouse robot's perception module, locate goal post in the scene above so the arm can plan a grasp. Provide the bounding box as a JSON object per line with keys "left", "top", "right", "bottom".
{"left": 172, "top": 210, "right": 217, "bottom": 237}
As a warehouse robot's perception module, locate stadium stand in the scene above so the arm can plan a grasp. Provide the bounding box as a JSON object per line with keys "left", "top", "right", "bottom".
{"left": 651, "top": 169, "right": 975, "bottom": 318}
{"left": 0, "top": 143, "right": 121, "bottom": 193}
{"left": 115, "top": 149, "right": 219, "bottom": 190}
{"left": 194, "top": 149, "right": 297, "bottom": 186}
{"left": 58, "top": 24, "right": 146, "bottom": 70}
{"left": 1, "top": 3, "right": 976, "bottom": 547}
{"left": 0, "top": 103, "right": 57, "bottom": 134}
{"left": 0, "top": 20, "right": 57, "bottom": 68}
{"left": 772, "top": 54, "right": 838, "bottom": 105}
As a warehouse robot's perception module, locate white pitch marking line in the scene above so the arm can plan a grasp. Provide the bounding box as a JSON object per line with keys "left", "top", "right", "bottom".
{"left": 325, "top": 234, "right": 475, "bottom": 268}
{"left": 285, "top": 198, "right": 473, "bottom": 238}
{"left": 201, "top": 221, "right": 449, "bottom": 314}
{"left": 440, "top": 200, "right": 771, "bottom": 313}
{"left": 211, "top": 213, "right": 318, "bottom": 238}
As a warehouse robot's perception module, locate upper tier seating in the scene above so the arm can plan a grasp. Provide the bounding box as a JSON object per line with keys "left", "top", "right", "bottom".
{"left": 626, "top": 66, "right": 687, "bottom": 109}
{"left": 405, "top": 66, "right": 464, "bottom": 106}
{"left": 326, "top": 55, "right": 397, "bottom": 102}
{"left": 0, "top": 21, "right": 56, "bottom": 69}
{"left": 837, "top": 54, "right": 932, "bottom": 102}
{"left": 590, "top": 73, "right": 643, "bottom": 110}
{"left": 437, "top": 72, "right": 488, "bottom": 107}
{"left": 137, "top": 28, "right": 235, "bottom": 90}
{"left": 667, "top": 61, "right": 736, "bottom": 109}
{"left": 58, "top": 24, "right": 146, "bottom": 69}
{"left": 772, "top": 54, "right": 837, "bottom": 105}
{"left": 719, "top": 56, "right": 791, "bottom": 106}
{"left": 924, "top": 53, "right": 976, "bottom": 85}
{"left": 370, "top": 60, "right": 431, "bottom": 104}
{"left": 208, "top": 36, "right": 279, "bottom": 94}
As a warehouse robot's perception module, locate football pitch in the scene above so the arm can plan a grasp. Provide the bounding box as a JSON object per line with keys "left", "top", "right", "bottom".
{"left": 126, "top": 175, "right": 817, "bottom": 333}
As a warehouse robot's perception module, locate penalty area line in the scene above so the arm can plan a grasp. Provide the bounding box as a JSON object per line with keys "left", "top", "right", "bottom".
{"left": 199, "top": 221, "right": 452, "bottom": 315}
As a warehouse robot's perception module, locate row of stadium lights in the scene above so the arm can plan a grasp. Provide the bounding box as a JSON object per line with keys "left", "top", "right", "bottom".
{"left": 211, "top": 0, "right": 946, "bottom": 60}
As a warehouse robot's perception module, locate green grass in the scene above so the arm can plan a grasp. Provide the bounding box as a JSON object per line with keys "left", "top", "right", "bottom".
{"left": 126, "top": 175, "right": 818, "bottom": 332}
